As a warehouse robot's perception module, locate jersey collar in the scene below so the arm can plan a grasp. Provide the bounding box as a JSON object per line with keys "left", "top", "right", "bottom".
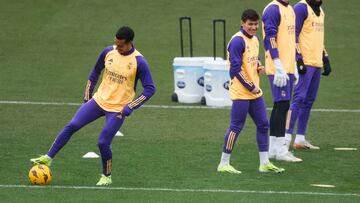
{"left": 121, "top": 45, "right": 135, "bottom": 56}
{"left": 240, "top": 28, "right": 253, "bottom": 39}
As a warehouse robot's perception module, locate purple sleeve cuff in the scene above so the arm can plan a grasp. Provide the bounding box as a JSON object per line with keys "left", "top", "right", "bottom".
{"left": 228, "top": 36, "right": 255, "bottom": 91}
{"left": 127, "top": 56, "right": 156, "bottom": 110}
{"left": 262, "top": 4, "right": 281, "bottom": 59}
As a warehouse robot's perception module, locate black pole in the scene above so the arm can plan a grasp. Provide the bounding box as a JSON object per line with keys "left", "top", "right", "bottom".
{"left": 212, "top": 19, "right": 226, "bottom": 60}
{"left": 179, "top": 17, "right": 193, "bottom": 57}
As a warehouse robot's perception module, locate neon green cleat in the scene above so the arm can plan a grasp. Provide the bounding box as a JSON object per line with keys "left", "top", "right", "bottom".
{"left": 217, "top": 164, "right": 242, "bottom": 174}
{"left": 30, "top": 155, "right": 52, "bottom": 166}
{"left": 96, "top": 174, "right": 112, "bottom": 186}
{"left": 259, "top": 162, "right": 285, "bottom": 173}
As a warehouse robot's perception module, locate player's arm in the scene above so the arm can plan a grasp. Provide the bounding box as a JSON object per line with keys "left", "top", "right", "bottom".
{"left": 262, "top": 5, "right": 288, "bottom": 87}
{"left": 121, "top": 56, "right": 156, "bottom": 117}
{"left": 262, "top": 5, "right": 281, "bottom": 61}
{"left": 294, "top": 2, "right": 308, "bottom": 74}
{"left": 228, "top": 36, "right": 259, "bottom": 94}
{"left": 84, "top": 46, "right": 113, "bottom": 102}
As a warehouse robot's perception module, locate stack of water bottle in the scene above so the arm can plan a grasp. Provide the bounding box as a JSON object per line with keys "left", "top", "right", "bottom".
{"left": 172, "top": 57, "right": 231, "bottom": 107}
{"left": 172, "top": 17, "right": 231, "bottom": 107}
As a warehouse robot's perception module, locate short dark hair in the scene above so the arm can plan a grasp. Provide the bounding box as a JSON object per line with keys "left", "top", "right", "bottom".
{"left": 241, "top": 9, "right": 259, "bottom": 22}
{"left": 115, "top": 26, "right": 134, "bottom": 43}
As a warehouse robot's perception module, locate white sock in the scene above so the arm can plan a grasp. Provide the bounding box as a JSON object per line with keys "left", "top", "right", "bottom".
{"left": 285, "top": 133, "right": 292, "bottom": 149}
{"left": 219, "top": 152, "right": 230, "bottom": 166}
{"left": 45, "top": 154, "right": 52, "bottom": 160}
{"left": 259, "top": 152, "right": 270, "bottom": 166}
{"left": 269, "top": 136, "right": 277, "bottom": 156}
{"left": 276, "top": 137, "right": 288, "bottom": 156}
{"left": 269, "top": 136, "right": 277, "bottom": 149}
{"left": 294, "top": 134, "right": 305, "bottom": 144}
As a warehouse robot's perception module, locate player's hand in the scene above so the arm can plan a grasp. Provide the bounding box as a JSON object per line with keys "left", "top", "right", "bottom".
{"left": 273, "top": 59, "right": 289, "bottom": 87}
{"left": 257, "top": 66, "right": 265, "bottom": 75}
{"left": 322, "top": 58, "right": 331, "bottom": 76}
{"left": 294, "top": 63, "right": 299, "bottom": 86}
{"left": 251, "top": 86, "right": 262, "bottom": 95}
{"left": 296, "top": 58, "right": 306, "bottom": 75}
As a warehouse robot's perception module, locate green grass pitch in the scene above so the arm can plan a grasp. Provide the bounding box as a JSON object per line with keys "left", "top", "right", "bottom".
{"left": 0, "top": 0, "right": 359, "bottom": 202}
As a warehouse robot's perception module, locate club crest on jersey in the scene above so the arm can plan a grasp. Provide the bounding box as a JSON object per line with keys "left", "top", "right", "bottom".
{"left": 281, "top": 90, "right": 286, "bottom": 97}
{"left": 108, "top": 58, "right": 113, "bottom": 65}
{"left": 127, "top": 62, "right": 133, "bottom": 70}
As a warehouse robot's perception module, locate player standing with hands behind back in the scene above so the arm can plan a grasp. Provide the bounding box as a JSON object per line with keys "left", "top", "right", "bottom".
{"left": 285, "top": 0, "right": 331, "bottom": 150}
{"left": 217, "top": 9, "right": 285, "bottom": 174}
{"left": 262, "top": 0, "right": 302, "bottom": 162}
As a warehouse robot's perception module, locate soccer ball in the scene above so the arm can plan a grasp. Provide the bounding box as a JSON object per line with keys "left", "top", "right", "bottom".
{"left": 28, "top": 164, "right": 52, "bottom": 185}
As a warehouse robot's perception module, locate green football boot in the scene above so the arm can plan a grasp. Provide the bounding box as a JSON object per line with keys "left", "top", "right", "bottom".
{"left": 30, "top": 155, "right": 52, "bottom": 166}
{"left": 96, "top": 174, "right": 112, "bottom": 186}
{"left": 259, "top": 162, "right": 285, "bottom": 173}
{"left": 217, "top": 164, "right": 242, "bottom": 174}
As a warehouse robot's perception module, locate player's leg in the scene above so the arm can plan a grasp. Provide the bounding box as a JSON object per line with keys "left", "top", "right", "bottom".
{"left": 248, "top": 96, "right": 284, "bottom": 173}
{"left": 268, "top": 75, "right": 302, "bottom": 162}
{"left": 294, "top": 67, "right": 321, "bottom": 149}
{"left": 96, "top": 111, "right": 125, "bottom": 185}
{"left": 31, "top": 99, "right": 104, "bottom": 165}
{"left": 286, "top": 66, "right": 313, "bottom": 148}
{"left": 217, "top": 100, "right": 249, "bottom": 174}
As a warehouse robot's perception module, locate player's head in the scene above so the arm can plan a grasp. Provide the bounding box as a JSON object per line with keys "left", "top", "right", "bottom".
{"left": 114, "top": 26, "right": 134, "bottom": 54}
{"left": 307, "top": 0, "right": 322, "bottom": 6}
{"left": 241, "top": 9, "right": 259, "bottom": 36}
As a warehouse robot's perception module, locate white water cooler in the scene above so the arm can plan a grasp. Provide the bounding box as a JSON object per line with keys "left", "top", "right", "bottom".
{"left": 172, "top": 57, "right": 220, "bottom": 103}
{"left": 203, "top": 60, "right": 232, "bottom": 107}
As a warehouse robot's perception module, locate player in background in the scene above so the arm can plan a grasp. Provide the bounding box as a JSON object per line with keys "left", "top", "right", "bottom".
{"left": 262, "top": 0, "right": 302, "bottom": 162}
{"left": 217, "top": 9, "right": 285, "bottom": 174}
{"left": 31, "top": 26, "right": 156, "bottom": 186}
{"left": 285, "top": 0, "right": 331, "bottom": 150}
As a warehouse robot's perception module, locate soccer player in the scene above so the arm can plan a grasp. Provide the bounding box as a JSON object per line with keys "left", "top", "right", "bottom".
{"left": 262, "top": 0, "right": 302, "bottom": 162}
{"left": 30, "top": 26, "right": 156, "bottom": 186}
{"left": 217, "top": 9, "right": 285, "bottom": 174}
{"left": 285, "top": 0, "right": 331, "bottom": 149}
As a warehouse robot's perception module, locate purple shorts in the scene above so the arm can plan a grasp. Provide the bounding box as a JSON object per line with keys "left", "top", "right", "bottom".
{"left": 268, "top": 74, "right": 295, "bottom": 102}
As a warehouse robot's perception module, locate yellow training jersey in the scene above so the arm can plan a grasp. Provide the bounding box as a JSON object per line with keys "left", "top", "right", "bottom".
{"left": 297, "top": 0, "right": 325, "bottom": 68}
{"left": 263, "top": 0, "right": 296, "bottom": 75}
{"left": 228, "top": 31, "right": 262, "bottom": 100}
{"left": 93, "top": 46, "right": 142, "bottom": 112}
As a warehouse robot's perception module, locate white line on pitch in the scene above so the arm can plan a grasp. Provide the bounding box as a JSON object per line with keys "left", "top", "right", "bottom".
{"left": 1, "top": 100, "right": 360, "bottom": 113}
{"left": 0, "top": 185, "right": 359, "bottom": 197}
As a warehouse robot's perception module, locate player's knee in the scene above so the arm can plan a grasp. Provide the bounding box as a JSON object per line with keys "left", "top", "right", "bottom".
{"left": 98, "top": 140, "right": 110, "bottom": 149}
{"left": 257, "top": 120, "right": 269, "bottom": 131}
{"left": 277, "top": 101, "right": 290, "bottom": 112}
{"left": 65, "top": 120, "right": 82, "bottom": 132}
